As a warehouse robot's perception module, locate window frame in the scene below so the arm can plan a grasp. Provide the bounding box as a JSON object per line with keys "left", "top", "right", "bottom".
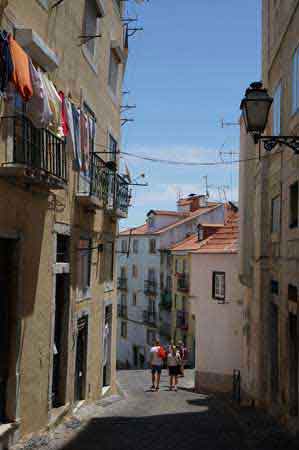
{"left": 132, "top": 264, "right": 138, "bottom": 278}
{"left": 292, "top": 46, "right": 299, "bottom": 115}
{"left": 149, "top": 239, "right": 156, "bottom": 254}
{"left": 212, "top": 271, "right": 225, "bottom": 301}
{"left": 289, "top": 181, "right": 299, "bottom": 229}
{"left": 121, "top": 321, "right": 127, "bottom": 338}
{"left": 133, "top": 239, "right": 139, "bottom": 254}
{"left": 270, "top": 279, "right": 279, "bottom": 296}
{"left": 108, "top": 133, "right": 118, "bottom": 162}
{"left": 78, "top": 238, "right": 92, "bottom": 299}
{"left": 121, "top": 239, "right": 127, "bottom": 254}
{"left": 132, "top": 292, "right": 137, "bottom": 306}
{"left": 82, "top": 0, "right": 102, "bottom": 60}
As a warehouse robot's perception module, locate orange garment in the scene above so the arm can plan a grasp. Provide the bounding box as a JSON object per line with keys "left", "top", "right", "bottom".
{"left": 9, "top": 36, "right": 33, "bottom": 101}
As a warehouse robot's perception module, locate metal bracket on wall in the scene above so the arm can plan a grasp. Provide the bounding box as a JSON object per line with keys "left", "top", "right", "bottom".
{"left": 260, "top": 136, "right": 299, "bottom": 154}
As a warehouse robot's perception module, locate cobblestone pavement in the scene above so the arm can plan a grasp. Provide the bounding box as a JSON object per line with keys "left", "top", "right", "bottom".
{"left": 13, "top": 370, "right": 299, "bottom": 450}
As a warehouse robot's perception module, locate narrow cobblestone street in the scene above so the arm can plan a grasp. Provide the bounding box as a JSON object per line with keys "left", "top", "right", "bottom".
{"left": 14, "top": 370, "right": 299, "bottom": 450}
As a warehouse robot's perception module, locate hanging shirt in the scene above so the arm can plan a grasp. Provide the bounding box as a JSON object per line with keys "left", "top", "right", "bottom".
{"left": 42, "top": 74, "right": 63, "bottom": 137}
{"left": 71, "top": 103, "right": 82, "bottom": 169}
{"left": 64, "top": 97, "right": 76, "bottom": 159}
{"left": 26, "top": 61, "right": 53, "bottom": 128}
{"left": 9, "top": 35, "right": 33, "bottom": 101}
{"left": 0, "top": 31, "right": 13, "bottom": 95}
{"left": 59, "top": 91, "right": 69, "bottom": 136}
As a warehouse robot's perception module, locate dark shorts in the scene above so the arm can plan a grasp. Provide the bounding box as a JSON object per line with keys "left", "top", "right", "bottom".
{"left": 168, "top": 366, "right": 178, "bottom": 376}
{"left": 151, "top": 365, "right": 162, "bottom": 375}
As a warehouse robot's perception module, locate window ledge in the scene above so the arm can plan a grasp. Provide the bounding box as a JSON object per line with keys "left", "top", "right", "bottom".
{"left": 82, "top": 46, "right": 98, "bottom": 75}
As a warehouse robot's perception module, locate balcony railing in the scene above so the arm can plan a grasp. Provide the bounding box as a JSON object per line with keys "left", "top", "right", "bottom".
{"left": 176, "top": 310, "right": 188, "bottom": 330}
{"left": 143, "top": 310, "right": 157, "bottom": 326}
{"left": 177, "top": 273, "right": 189, "bottom": 292}
{"left": 117, "top": 276, "right": 128, "bottom": 291}
{"left": 144, "top": 280, "right": 158, "bottom": 296}
{"left": 0, "top": 114, "right": 68, "bottom": 187}
{"left": 115, "top": 174, "right": 130, "bottom": 218}
{"left": 118, "top": 304, "right": 127, "bottom": 318}
{"left": 160, "top": 290, "right": 172, "bottom": 311}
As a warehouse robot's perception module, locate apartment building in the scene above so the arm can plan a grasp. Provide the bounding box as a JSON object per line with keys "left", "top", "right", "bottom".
{"left": 239, "top": 0, "right": 299, "bottom": 430}
{"left": 0, "top": 0, "right": 130, "bottom": 446}
{"left": 116, "top": 194, "right": 225, "bottom": 369}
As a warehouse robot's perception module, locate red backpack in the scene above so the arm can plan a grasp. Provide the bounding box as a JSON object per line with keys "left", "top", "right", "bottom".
{"left": 158, "top": 346, "right": 166, "bottom": 360}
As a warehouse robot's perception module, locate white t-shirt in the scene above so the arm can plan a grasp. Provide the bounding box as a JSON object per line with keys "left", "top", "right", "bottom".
{"left": 150, "top": 346, "right": 163, "bottom": 366}
{"left": 167, "top": 352, "right": 181, "bottom": 367}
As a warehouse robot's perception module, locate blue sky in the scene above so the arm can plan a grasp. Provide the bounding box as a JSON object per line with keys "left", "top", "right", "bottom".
{"left": 120, "top": 0, "right": 261, "bottom": 228}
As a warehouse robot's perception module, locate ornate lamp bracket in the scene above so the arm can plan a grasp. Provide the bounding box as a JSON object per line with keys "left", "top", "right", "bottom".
{"left": 260, "top": 136, "right": 299, "bottom": 155}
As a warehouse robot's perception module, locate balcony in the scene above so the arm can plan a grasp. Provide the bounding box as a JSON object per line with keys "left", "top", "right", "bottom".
{"left": 0, "top": 115, "right": 67, "bottom": 188}
{"left": 77, "top": 153, "right": 112, "bottom": 210}
{"left": 177, "top": 273, "right": 189, "bottom": 293}
{"left": 115, "top": 174, "right": 130, "bottom": 218}
{"left": 176, "top": 310, "right": 188, "bottom": 330}
{"left": 160, "top": 290, "right": 172, "bottom": 311}
{"left": 118, "top": 304, "right": 127, "bottom": 318}
{"left": 143, "top": 310, "right": 157, "bottom": 327}
{"left": 144, "top": 280, "right": 157, "bottom": 296}
{"left": 117, "top": 276, "right": 128, "bottom": 291}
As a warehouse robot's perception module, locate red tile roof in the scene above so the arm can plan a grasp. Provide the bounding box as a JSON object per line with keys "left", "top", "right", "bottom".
{"left": 194, "top": 212, "right": 239, "bottom": 254}
{"left": 147, "top": 210, "right": 189, "bottom": 217}
{"left": 170, "top": 224, "right": 224, "bottom": 251}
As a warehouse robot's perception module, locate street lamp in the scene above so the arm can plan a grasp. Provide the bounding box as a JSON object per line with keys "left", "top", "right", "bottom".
{"left": 240, "top": 81, "right": 299, "bottom": 154}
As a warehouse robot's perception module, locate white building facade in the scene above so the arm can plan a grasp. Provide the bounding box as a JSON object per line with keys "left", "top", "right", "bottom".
{"left": 116, "top": 195, "right": 225, "bottom": 369}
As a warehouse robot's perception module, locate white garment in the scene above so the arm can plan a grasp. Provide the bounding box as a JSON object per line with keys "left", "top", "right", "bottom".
{"left": 150, "top": 346, "right": 163, "bottom": 366}
{"left": 27, "top": 61, "right": 52, "bottom": 128}
{"left": 167, "top": 352, "right": 180, "bottom": 367}
{"left": 64, "top": 97, "right": 76, "bottom": 159}
{"left": 42, "top": 74, "right": 63, "bottom": 137}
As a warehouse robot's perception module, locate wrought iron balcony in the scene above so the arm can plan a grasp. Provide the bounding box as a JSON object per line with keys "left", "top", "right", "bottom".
{"left": 77, "top": 153, "right": 113, "bottom": 209}
{"left": 177, "top": 273, "right": 189, "bottom": 292}
{"left": 117, "top": 276, "right": 128, "bottom": 291}
{"left": 176, "top": 310, "right": 188, "bottom": 330}
{"left": 118, "top": 304, "right": 127, "bottom": 318}
{"left": 144, "top": 280, "right": 158, "bottom": 296}
{"left": 0, "top": 114, "right": 67, "bottom": 188}
{"left": 143, "top": 310, "right": 157, "bottom": 326}
{"left": 160, "top": 290, "right": 172, "bottom": 311}
{"left": 115, "top": 174, "right": 130, "bottom": 218}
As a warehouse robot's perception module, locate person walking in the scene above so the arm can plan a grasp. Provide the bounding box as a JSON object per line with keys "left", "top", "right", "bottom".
{"left": 149, "top": 339, "right": 164, "bottom": 391}
{"left": 167, "top": 345, "right": 181, "bottom": 391}
{"left": 177, "top": 341, "right": 188, "bottom": 377}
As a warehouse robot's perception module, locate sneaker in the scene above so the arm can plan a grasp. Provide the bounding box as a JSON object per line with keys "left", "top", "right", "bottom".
{"left": 150, "top": 385, "right": 155, "bottom": 391}
{"left": 155, "top": 386, "right": 159, "bottom": 391}
{"left": 174, "top": 387, "right": 177, "bottom": 392}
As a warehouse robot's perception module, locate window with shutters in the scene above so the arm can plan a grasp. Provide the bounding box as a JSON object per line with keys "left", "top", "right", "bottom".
{"left": 77, "top": 239, "right": 92, "bottom": 298}
{"left": 271, "top": 195, "right": 281, "bottom": 233}
{"left": 121, "top": 239, "right": 127, "bottom": 253}
{"left": 289, "top": 182, "right": 299, "bottom": 229}
{"left": 149, "top": 239, "right": 156, "bottom": 254}
{"left": 83, "top": 0, "right": 101, "bottom": 58}
{"left": 132, "top": 264, "right": 138, "bottom": 278}
{"left": 292, "top": 47, "right": 299, "bottom": 114}
{"left": 270, "top": 280, "right": 279, "bottom": 295}
{"left": 121, "top": 321, "right": 127, "bottom": 338}
{"left": 132, "top": 292, "right": 137, "bottom": 306}
{"left": 273, "top": 82, "right": 282, "bottom": 135}
{"left": 108, "top": 50, "right": 119, "bottom": 94}
{"left": 109, "top": 134, "right": 118, "bottom": 162}
{"left": 288, "top": 284, "right": 298, "bottom": 303}
{"left": 133, "top": 239, "right": 139, "bottom": 254}
{"left": 212, "top": 272, "right": 225, "bottom": 301}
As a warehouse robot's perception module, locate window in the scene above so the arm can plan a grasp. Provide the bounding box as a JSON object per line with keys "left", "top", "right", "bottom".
{"left": 56, "top": 234, "right": 70, "bottom": 263}
{"left": 83, "top": 0, "right": 101, "bottom": 57}
{"left": 289, "top": 182, "right": 299, "bottom": 229}
{"left": 160, "top": 272, "right": 164, "bottom": 290}
{"left": 271, "top": 195, "right": 281, "bottom": 233}
{"left": 166, "top": 276, "right": 172, "bottom": 290}
{"left": 147, "top": 329, "right": 156, "bottom": 346}
{"left": 132, "top": 292, "right": 137, "bottom": 306}
{"left": 121, "top": 293, "right": 127, "bottom": 306}
{"left": 288, "top": 284, "right": 298, "bottom": 303}
{"left": 120, "top": 266, "right": 126, "bottom": 279}
{"left": 175, "top": 259, "right": 179, "bottom": 273}
{"left": 273, "top": 82, "right": 282, "bottom": 135}
{"left": 270, "top": 280, "right": 279, "bottom": 295}
{"left": 109, "top": 134, "right": 118, "bottom": 162}
{"left": 212, "top": 272, "right": 225, "bottom": 301}
{"left": 132, "top": 264, "right": 138, "bottom": 278}
{"left": 292, "top": 47, "right": 299, "bottom": 114}
{"left": 78, "top": 239, "right": 92, "bottom": 298}
{"left": 174, "top": 294, "right": 178, "bottom": 309}
{"left": 182, "top": 296, "right": 187, "bottom": 312}
{"left": 133, "top": 239, "right": 139, "bottom": 254}
{"left": 197, "top": 225, "right": 204, "bottom": 241}
{"left": 121, "top": 321, "right": 127, "bottom": 338}
{"left": 121, "top": 239, "right": 127, "bottom": 253}
{"left": 108, "top": 49, "right": 119, "bottom": 94}
{"left": 149, "top": 239, "right": 156, "bottom": 254}
{"left": 182, "top": 259, "right": 187, "bottom": 273}
{"left": 148, "top": 268, "right": 156, "bottom": 282}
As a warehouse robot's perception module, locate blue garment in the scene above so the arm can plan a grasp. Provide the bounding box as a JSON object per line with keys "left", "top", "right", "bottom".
{"left": 0, "top": 31, "right": 13, "bottom": 94}
{"left": 71, "top": 103, "right": 82, "bottom": 169}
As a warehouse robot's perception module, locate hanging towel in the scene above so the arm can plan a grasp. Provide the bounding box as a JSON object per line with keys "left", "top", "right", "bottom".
{"left": 27, "top": 61, "right": 53, "bottom": 128}
{"left": 71, "top": 103, "right": 82, "bottom": 169}
{"left": 42, "top": 74, "right": 63, "bottom": 137}
{"left": 59, "top": 91, "right": 69, "bottom": 136}
{"left": 64, "top": 97, "right": 76, "bottom": 159}
{"left": 0, "top": 31, "right": 13, "bottom": 94}
{"left": 80, "top": 111, "right": 90, "bottom": 174}
{"left": 8, "top": 35, "right": 33, "bottom": 101}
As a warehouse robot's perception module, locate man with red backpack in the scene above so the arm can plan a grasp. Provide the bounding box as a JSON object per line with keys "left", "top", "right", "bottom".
{"left": 149, "top": 339, "right": 165, "bottom": 391}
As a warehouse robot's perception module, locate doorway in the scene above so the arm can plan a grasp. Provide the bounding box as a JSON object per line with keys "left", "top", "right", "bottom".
{"left": 51, "top": 273, "right": 70, "bottom": 408}
{"left": 289, "top": 313, "right": 298, "bottom": 416}
{"left": 75, "top": 316, "right": 88, "bottom": 401}
{"left": 0, "top": 238, "right": 17, "bottom": 422}
{"left": 103, "top": 305, "right": 112, "bottom": 387}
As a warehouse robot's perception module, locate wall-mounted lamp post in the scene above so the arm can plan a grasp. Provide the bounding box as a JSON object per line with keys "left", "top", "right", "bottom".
{"left": 240, "top": 81, "right": 299, "bottom": 154}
